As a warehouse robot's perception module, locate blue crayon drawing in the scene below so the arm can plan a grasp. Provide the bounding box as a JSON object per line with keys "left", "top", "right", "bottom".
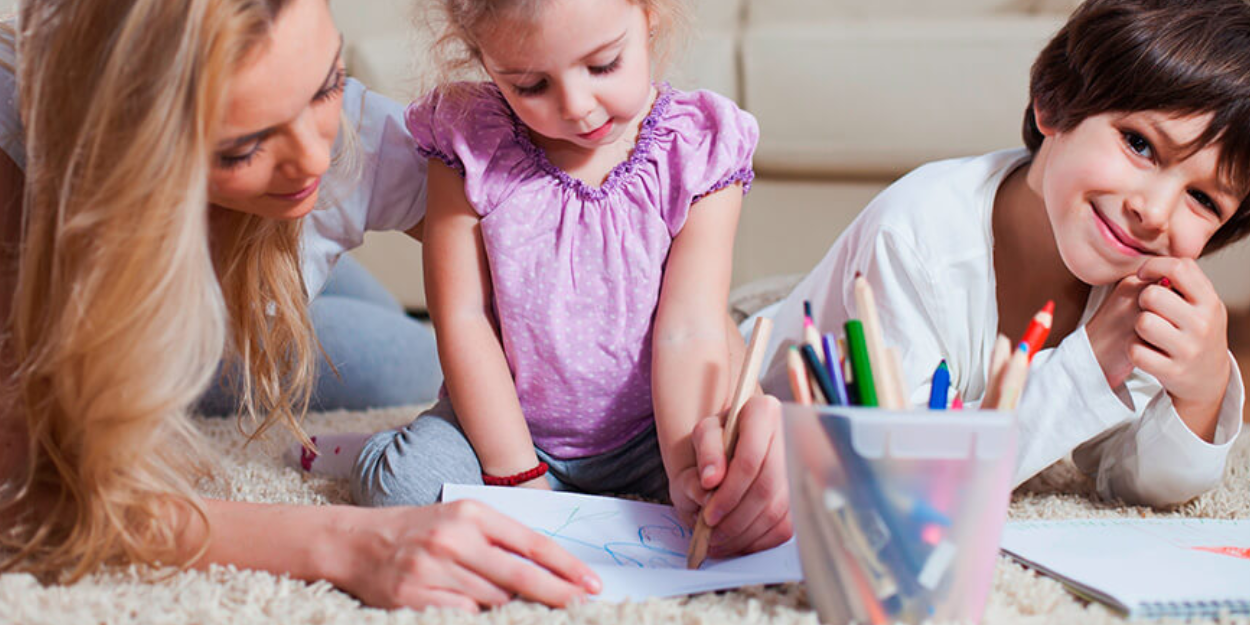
{"left": 535, "top": 506, "right": 692, "bottom": 568}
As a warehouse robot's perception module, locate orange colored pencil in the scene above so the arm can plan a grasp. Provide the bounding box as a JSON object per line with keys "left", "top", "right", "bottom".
{"left": 788, "top": 346, "right": 814, "bottom": 405}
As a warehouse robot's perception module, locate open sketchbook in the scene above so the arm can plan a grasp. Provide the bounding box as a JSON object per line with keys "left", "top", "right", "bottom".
{"left": 1001, "top": 519, "right": 1250, "bottom": 619}
{"left": 442, "top": 484, "right": 802, "bottom": 602}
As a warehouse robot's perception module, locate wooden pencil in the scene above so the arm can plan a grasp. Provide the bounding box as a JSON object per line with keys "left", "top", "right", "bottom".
{"left": 854, "top": 275, "right": 903, "bottom": 409}
{"left": 886, "top": 346, "right": 909, "bottom": 409}
{"left": 687, "top": 316, "right": 773, "bottom": 569}
{"left": 982, "top": 333, "right": 1011, "bottom": 409}
{"left": 995, "top": 342, "right": 1030, "bottom": 410}
{"left": 788, "top": 346, "right": 814, "bottom": 405}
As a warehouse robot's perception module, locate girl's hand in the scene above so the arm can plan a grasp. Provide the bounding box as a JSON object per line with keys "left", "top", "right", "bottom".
{"left": 669, "top": 395, "right": 792, "bottom": 558}
{"left": 340, "top": 501, "right": 599, "bottom": 612}
{"left": 1133, "top": 257, "right": 1229, "bottom": 440}
{"left": 1086, "top": 274, "right": 1150, "bottom": 389}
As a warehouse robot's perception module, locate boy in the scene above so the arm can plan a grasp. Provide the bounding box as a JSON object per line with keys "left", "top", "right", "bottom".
{"left": 760, "top": 0, "right": 1250, "bottom": 506}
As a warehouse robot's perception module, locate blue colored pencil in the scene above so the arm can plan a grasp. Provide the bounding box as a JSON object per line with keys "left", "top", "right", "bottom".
{"left": 928, "top": 360, "right": 950, "bottom": 410}
{"left": 821, "top": 333, "right": 850, "bottom": 406}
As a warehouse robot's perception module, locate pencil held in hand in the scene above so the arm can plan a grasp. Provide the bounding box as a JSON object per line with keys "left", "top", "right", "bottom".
{"left": 687, "top": 317, "right": 773, "bottom": 569}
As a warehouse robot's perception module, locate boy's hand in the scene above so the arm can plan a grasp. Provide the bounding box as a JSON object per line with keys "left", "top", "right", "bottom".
{"left": 1087, "top": 274, "right": 1149, "bottom": 389}
{"left": 669, "top": 395, "right": 792, "bottom": 558}
{"left": 1134, "top": 257, "right": 1229, "bottom": 440}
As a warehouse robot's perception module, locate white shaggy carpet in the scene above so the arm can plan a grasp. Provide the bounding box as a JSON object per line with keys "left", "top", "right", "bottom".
{"left": 2, "top": 405, "right": 1249, "bottom": 625}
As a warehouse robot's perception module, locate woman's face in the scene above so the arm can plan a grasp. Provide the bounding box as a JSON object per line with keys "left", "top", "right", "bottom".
{"left": 209, "top": 0, "right": 344, "bottom": 221}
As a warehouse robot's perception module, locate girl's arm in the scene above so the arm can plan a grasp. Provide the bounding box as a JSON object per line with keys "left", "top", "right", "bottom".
{"left": 652, "top": 185, "right": 791, "bottom": 556}
{"left": 652, "top": 186, "right": 740, "bottom": 487}
{"left": 422, "top": 161, "right": 543, "bottom": 482}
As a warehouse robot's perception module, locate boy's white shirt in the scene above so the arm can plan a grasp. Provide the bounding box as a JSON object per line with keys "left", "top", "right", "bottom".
{"left": 755, "top": 148, "right": 1244, "bottom": 507}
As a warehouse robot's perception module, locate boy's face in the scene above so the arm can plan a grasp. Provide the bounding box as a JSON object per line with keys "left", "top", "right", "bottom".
{"left": 1034, "top": 110, "right": 1243, "bottom": 286}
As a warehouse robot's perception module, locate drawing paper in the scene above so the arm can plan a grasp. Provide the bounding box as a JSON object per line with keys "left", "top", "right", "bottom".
{"left": 443, "top": 484, "right": 803, "bottom": 601}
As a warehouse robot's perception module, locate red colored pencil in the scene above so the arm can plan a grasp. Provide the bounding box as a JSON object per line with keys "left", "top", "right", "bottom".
{"left": 1019, "top": 300, "right": 1054, "bottom": 362}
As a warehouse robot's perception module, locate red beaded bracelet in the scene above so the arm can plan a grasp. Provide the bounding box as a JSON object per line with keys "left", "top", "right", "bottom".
{"left": 482, "top": 461, "right": 549, "bottom": 486}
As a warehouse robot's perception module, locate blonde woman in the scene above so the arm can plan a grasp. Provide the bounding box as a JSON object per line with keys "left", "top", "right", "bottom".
{"left": 0, "top": 0, "right": 599, "bottom": 612}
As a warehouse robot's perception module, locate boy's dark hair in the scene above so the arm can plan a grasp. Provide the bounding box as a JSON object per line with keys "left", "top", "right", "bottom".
{"left": 1023, "top": 0, "right": 1250, "bottom": 253}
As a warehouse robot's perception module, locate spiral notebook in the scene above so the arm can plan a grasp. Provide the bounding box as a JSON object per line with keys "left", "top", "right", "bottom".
{"left": 1001, "top": 519, "right": 1250, "bottom": 619}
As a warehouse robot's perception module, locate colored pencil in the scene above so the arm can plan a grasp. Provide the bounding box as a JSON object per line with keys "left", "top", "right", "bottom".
{"left": 839, "top": 336, "right": 858, "bottom": 404}
{"left": 687, "top": 317, "right": 773, "bottom": 569}
{"left": 982, "top": 334, "right": 1011, "bottom": 409}
{"left": 821, "top": 333, "right": 851, "bottom": 406}
{"left": 803, "top": 301, "right": 825, "bottom": 364}
{"left": 802, "top": 301, "right": 829, "bottom": 401}
{"left": 854, "top": 275, "right": 903, "bottom": 409}
{"left": 844, "top": 320, "right": 878, "bottom": 407}
{"left": 951, "top": 391, "right": 963, "bottom": 410}
{"left": 788, "top": 345, "right": 813, "bottom": 405}
{"left": 886, "top": 347, "right": 909, "bottom": 409}
{"left": 1019, "top": 300, "right": 1054, "bottom": 362}
{"left": 928, "top": 360, "right": 950, "bottom": 410}
{"left": 995, "top": 342, "right": 1030, "bottom": 410}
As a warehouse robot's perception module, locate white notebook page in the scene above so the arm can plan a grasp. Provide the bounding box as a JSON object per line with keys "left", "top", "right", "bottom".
{"left": 1001, "top": 519, "right": 1250, "bottom": 617}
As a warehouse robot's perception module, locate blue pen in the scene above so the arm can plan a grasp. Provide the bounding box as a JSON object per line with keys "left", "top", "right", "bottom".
{"left": 928, "top": 360, "right": 950, "bottom": 410}
{"left": 821, "top": 333, "right": 851, "bottom": 406}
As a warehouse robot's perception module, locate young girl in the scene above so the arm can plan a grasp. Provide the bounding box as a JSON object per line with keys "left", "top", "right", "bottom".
{"left": 301, "top": 0, "right": 792, "bottom": 558}
{"left": 759, "top": 0, "right": 1250, "bottom": 508}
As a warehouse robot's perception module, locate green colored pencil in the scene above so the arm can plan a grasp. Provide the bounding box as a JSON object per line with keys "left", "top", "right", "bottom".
{"left": 844, "top": 320, "right": 878, "bottom": 407}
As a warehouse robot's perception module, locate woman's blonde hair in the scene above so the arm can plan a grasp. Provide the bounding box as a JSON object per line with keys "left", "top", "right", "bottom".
{"left": 423, "top": 0, "right": 691, "bottom": 87}
{"left": 1, "top": 0, "right": 319, "bottom": 580}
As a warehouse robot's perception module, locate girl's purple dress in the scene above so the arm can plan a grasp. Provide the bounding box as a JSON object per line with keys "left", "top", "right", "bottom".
{"left": 408, "top": 82, "right": 758, "bottom": 458}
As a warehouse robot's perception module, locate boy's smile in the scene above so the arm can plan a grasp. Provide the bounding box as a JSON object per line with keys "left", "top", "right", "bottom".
{"left": 1028, "top": 110, "right": 1241, "bottom": 286}
{"left": 1090, "top": 203, "right": 1152, "bottom": 256}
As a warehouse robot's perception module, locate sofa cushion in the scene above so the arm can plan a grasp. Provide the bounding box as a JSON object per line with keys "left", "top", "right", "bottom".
{"left": 744, "top": 16, "right": 1065, "bottom": 177}
{"left": 747, "top": 0, "right": 1081, "bottom": 22}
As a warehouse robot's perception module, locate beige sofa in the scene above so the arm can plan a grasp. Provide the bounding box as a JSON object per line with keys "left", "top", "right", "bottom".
{"left": 337, "top": 0, "right": 1250, "bottom": 312}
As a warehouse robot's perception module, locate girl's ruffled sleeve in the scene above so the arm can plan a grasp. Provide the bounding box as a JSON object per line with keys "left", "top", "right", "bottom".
{"left": 657, "top": 89, "right": 759, "bottom": 236}
{"left": 404, "top": 83, "right": 516, "bottom": 217}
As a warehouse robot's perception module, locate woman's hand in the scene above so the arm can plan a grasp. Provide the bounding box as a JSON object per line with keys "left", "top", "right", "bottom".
{"left": 669, "top": 394, "right": 792, "bottom": 558}
{"left": 337, "top": 500, "right": 599, "bottom": 612}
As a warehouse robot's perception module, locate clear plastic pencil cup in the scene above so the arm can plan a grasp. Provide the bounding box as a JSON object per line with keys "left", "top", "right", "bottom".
{"left": 783, "top": 404, "right": 1018, "bottom": 625}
